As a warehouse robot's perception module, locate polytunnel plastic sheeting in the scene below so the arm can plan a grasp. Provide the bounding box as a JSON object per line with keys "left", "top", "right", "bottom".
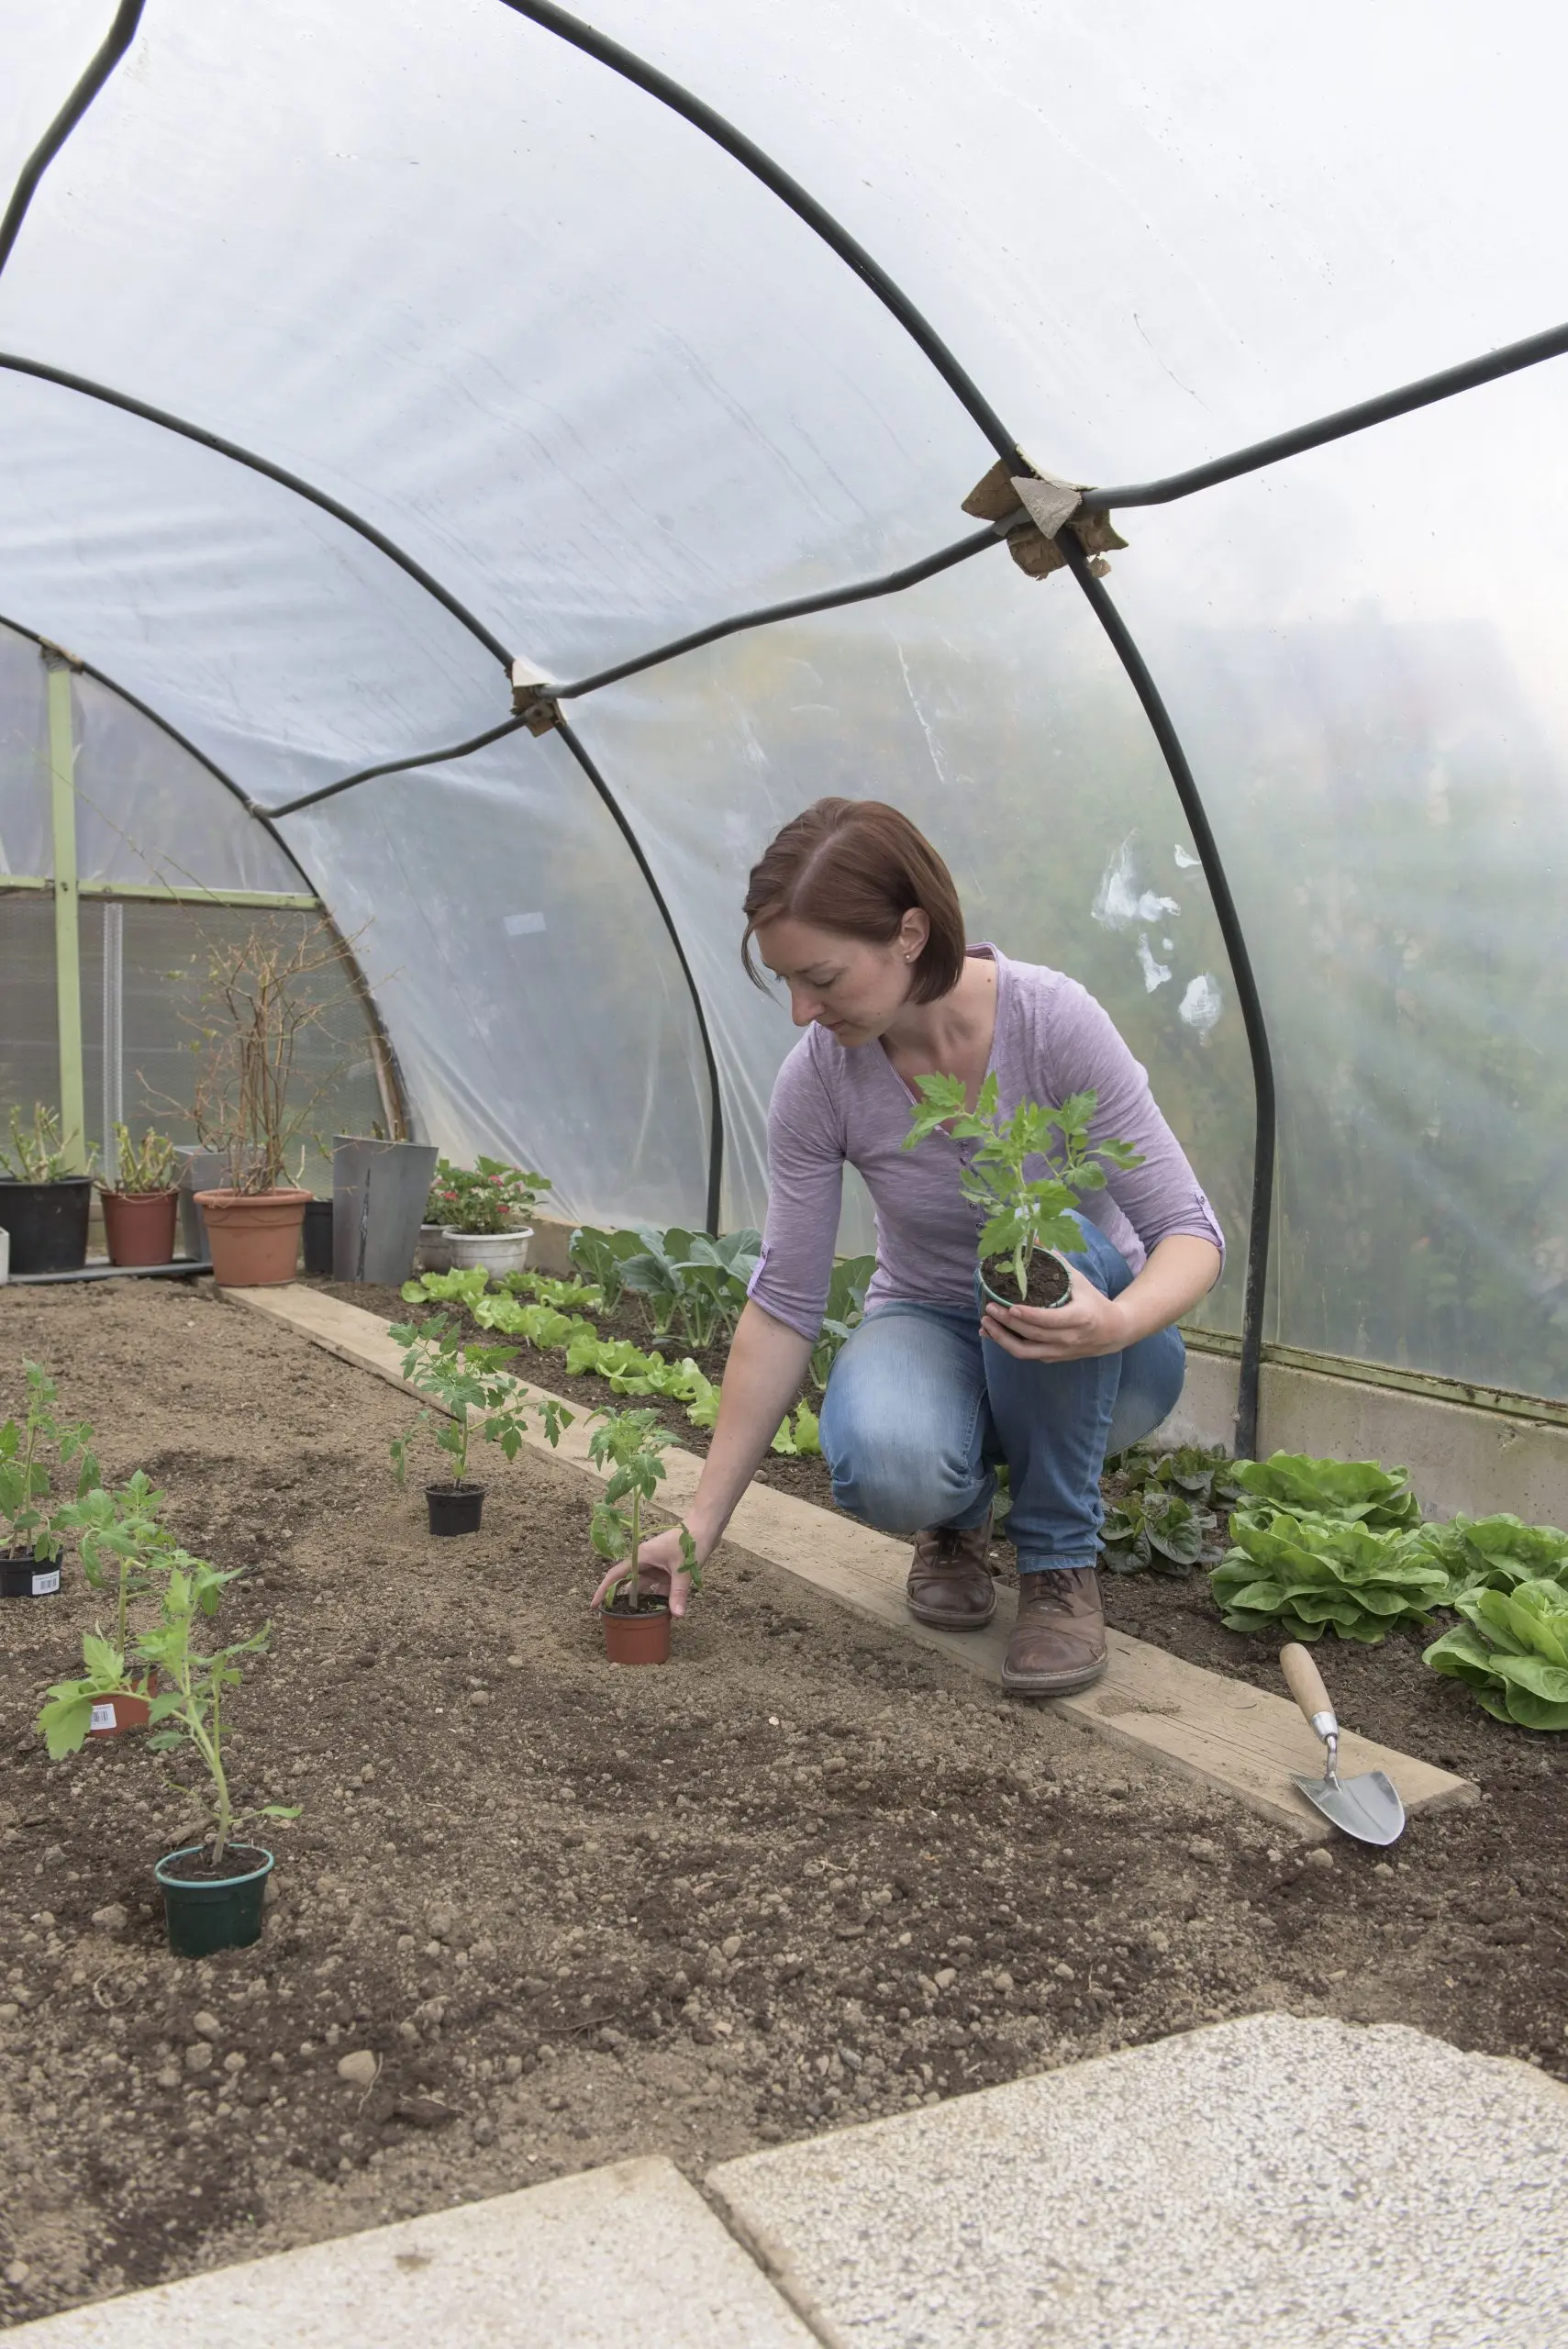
{"left": 0, "top": 621, "right": 49, "bottom": 877}
{"left": 571, "top": 548, "right": 1251, "bottom": 1308}
{"left": 581, "top": 0, "right": 1568, "bottom": 489}
{"left": 0, "top": 370, "right": 502, "bottom": 804}
{"left": 0, "top": 0, "right": 110, "bottom": 201}
{"left": 71, "top": 667, "right": 306, "bottom": 896}
{"left": 1102, "top": 359, "right": 1568, "bottom": 1401}
{"left": 0, "top": 0, "right": 981, "bottom": 679}
{"left": 276, "top": 725, "right": 711, "bottom": 1226}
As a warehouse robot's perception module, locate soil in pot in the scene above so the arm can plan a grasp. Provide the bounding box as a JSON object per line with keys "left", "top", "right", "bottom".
{"left": 427, "top": 1481, "right": 485, "bottom": 1536}
{"left": 981, "top": 1248, "right": 1071, "bottom": 1311}
{"left": 194, "top": 1187, "right": 310, "bottom": 1287}
{"left": 601, "top": 1596, "right": 672, "bottom": 1666}
{"left": 100, "top": 1187, "right": 180, "bottom": 1268}
{"left": 0, "top": 1545, "right": 61, "bottom": 1599}
{"left": 0, "top": 1176, "right": 92, "bottom": 1275}
{"left": 154, "top": 1842, "right": 273, "bottom": 1958}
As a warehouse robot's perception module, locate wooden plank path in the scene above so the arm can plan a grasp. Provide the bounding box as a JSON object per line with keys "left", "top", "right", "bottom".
{"left": 228, "top": 1284, "right": 1477, "bottom": 1840}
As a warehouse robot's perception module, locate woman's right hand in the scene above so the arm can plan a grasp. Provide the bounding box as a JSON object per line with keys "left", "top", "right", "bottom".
{"left": 588, "top": 1523, "right": 705, "bottom": 1618}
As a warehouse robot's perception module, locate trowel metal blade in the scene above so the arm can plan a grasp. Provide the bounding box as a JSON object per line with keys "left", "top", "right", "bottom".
{"left": 1291, "top": 1766, "right": 1406, "bottom": 1846}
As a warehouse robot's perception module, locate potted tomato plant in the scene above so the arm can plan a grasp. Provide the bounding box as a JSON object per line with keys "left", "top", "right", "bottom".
{"left": 389, "top": 1312, "right": 573, "bottom": 1533}
{"left": 437, "top": 1158, "right": 551, "bottom": 1278}
{"left": 0, "top": 1362, "right": 97, "bottom": 1598}
{"left": 96, "top": 1124, "right": 181, "bottom": 1267}
{"left": 902, "top": 1074, "right": 1142, "bottom": 1308}
{"left": 54, "top": 1470, "right": 172, "bottom": 1733}
{"left": 0, "top": 1103, "right": 94, "bottom": 1275}
{"left": 589, "top": 1407, "right": 699, "bottom": 1666}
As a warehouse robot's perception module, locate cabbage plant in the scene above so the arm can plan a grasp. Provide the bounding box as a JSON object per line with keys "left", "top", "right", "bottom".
{"left": 1425, "top": 1579, "right": 1568, "bottom": 1729}
{"left": 1209, "top": 1508, "right": 1450, "bottom": 1642}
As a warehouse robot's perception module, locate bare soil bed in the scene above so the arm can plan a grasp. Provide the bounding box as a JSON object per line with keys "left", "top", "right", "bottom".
{"left": 2, "top": 1279, "right": 1565, "bottom": 2330}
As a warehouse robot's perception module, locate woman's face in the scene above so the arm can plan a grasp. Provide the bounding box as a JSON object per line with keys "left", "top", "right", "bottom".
{"left": 754, "top": 911, "right": 929, "bottom": 1046}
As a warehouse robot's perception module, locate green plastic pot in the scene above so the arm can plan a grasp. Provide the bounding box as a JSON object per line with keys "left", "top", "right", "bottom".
{"left": 154, "top": 1842, "right": 273, "bottom": 1958}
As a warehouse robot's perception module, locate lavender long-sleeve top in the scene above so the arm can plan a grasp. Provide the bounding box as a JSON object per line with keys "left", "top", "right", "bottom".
{"left": 748, "top": 946, "right": 1225, "bottom": 1341}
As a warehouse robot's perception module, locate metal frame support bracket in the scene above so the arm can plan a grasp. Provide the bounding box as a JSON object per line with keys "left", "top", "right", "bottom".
{"left": 509, "top": 663, "right": 562, "bottom": 733}
{"left": 962, "top": 459, "right": 1127, "bottom": 580}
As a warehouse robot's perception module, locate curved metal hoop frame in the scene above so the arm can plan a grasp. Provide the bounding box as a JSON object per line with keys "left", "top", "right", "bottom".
{"left": 6, "top": 2, "right": 1567, "bottom": 1440}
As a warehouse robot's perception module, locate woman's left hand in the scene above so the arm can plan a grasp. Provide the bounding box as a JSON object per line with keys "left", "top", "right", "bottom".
{"left": 980, "top": 1264, "right": 1129, "bottom": 1363}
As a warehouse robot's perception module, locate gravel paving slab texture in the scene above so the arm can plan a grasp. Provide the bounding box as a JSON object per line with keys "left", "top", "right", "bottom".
{"left": 709, "top": 2011, "right": 1568, "bottom": 2349}
{"left": 3, "top": 2154, "right": 815, "bottom": 2347}
{"left": 1, "top": 1281, "right": 1563, "bottom": 2332}
{"left": 250, "top": 1284, "right": 1473, "bottom": 1839}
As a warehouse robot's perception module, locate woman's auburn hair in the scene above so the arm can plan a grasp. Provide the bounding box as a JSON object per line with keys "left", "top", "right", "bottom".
{"left": 741, "top": 797, "right": 966, "bottom": 1005}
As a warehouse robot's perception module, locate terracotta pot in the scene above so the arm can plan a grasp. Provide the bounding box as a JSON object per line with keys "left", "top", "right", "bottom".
{"left": 101, "top": 1187, "right": 180, "bottom": 1268}
{"left": 194, "top": 1188, "right": 310, "bottom": 1286}
{"left": 87, "top": 1670, "right": 158, "bottom": 1740}
{"left": 602, "top": 1601, "right": 672, "bottom": 1666}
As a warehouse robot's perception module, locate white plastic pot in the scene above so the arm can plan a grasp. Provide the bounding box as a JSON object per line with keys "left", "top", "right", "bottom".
{"left": 415, "top": 1223, "right": 454, "bottom": 1274}
{"left": 441, "top": 1227, "right": 532, "bottom": 1276}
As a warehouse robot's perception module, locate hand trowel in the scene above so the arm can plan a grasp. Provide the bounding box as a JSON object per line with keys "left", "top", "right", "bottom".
{"left": 1280, "top": 1642, "right": 1406, "bottom": 1845}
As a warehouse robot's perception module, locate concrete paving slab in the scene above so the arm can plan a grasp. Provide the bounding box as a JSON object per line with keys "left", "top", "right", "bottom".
{"left": 4, "top": 2155, "right": 817, "bottom": 2347}
{"left": 708, "top": 2012, "right": 1568, "bottom": 2349}
{"left": 228, "top": 1286, "right": 1476, "bottom": 1839}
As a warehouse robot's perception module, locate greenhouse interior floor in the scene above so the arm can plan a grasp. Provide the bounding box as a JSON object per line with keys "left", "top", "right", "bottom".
{"left": 3, "top": 1281, "right": 1566, "bottom": 2336}
{"left": 8, "top": 2012, "right": 1567, "bottom": 2347}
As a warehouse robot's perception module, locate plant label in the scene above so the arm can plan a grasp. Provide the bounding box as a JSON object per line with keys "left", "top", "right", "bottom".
{"left": 89, "top": 1701, "right": 117, "bottom": 1732}
{"left": 31, "top": 1570, "right": 61, "bottom": 1596}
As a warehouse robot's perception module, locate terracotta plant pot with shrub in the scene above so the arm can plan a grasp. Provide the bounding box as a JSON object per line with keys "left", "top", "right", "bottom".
{"left": 97, "top": 1123, "right": 182, "bottom": 1267}
{"left": 183, "top": 921, "right": 359, "bottom": 1286}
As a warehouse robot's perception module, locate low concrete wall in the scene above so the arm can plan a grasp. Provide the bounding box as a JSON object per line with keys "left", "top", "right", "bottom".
{"left": 1157, "top": 1347, "right": 1568, "bottom": 1527}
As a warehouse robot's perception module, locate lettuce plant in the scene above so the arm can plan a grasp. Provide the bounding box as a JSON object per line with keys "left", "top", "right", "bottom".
{"left": 1230, "top": 1453, "right": 1419, "bottom": 1532}
{"left": 1407, "top": 1512, "right": 1568, "bottom": 1601}
{"left": 1100, "top": 1486, "right": 1219, "bottom": 1575}
{"left": 1425, "top": 1579, "right": 1568, "bottom": 1729}
{"left": 1209, "top": 1508, "right": 1450, "bottom": 1642}
{"left": 902, "top": 1075, "right": 1141, "bottom": 1303}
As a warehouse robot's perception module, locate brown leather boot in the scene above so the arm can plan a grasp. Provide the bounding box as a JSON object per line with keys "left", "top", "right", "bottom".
{"left": 906, "top": 1514, "right": 996, "bottom": 1630}
{"left": 1002, "top": 1565, "right": 1107, "bottom": 1694}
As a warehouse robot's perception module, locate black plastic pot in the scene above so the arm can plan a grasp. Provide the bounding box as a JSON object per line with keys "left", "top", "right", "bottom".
{"left": 302, "top": 1197, "right": 334, "bottom": 1277}
{"left": 154, "top": 1842, "right": 272, "bottom": 1957}
{"left": 426, "top": 1481, "right": 485, "bottom": 1536}
{"left": 0, "top": 1545, "right": 61, "bottom": 1599}
{"left": 0, "top": 1176, "right": 93, "bottom": 1275}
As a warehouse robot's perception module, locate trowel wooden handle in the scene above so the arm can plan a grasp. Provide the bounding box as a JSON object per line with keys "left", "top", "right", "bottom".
{"left": 1281, "top": 1642, "right": 1336, "bottom": 1726}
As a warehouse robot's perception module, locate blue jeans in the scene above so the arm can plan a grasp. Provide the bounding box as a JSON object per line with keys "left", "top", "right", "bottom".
{"left": 818, "top": 1218, "right": 1186, "bottom": 1574}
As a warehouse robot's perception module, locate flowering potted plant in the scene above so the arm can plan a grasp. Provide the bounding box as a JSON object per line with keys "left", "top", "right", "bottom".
{"left": 0, "top": 1102, "right": 94, "bottom": 1275}
{"left": 434, "top": 1156, "right": 551, "bottom": 1278}
{"left": 96, "top": 1123, "right": 180, "bottom": 1267}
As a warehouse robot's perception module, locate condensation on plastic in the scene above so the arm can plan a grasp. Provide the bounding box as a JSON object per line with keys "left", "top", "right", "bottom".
{"left": 572, "top": 551, "right": 1251, "bottom": 1313}
{"left": 278, "top": 725, "right": 710, "bottom": 1226}
{"left": 1, "top": 0, "right": 1566, "bottom": 1397}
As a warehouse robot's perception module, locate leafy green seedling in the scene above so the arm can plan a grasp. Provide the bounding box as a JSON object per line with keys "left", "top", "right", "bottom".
{"left": 100, "top": 1124, "right": 177, "bottom": 1196}
{"left": 56, "top": 1469, "right": 176, "bottom": 1654}
{"left": 568, "top": 1224, "right": 644, "bottom": 1311}
{"left": 1118, "top": 1442, "right": 1242, "bottom": 1511}
{"left": 809, "top": 1254, "right": 876, "bottom": 1393}
{"left": 389, "top": 1314, "right": 572, "bottom": 1488}
{"left": 902, "top": 1075, "right": 1142, "bottom": 1303}
{"left": 1100, "top": 1486, "right": 1218, "bottom": 1575}
{"left": 1406, "top": 1512, "right": 1568, "bottom": 1602}
{"left": 0, "top": 1361, "right": 99, "bottom": 1563}
{"left": 1209, "top": 1509, "right": 1450, "bottom": 1642}
{"left": 1230, "top": 1453, "right": 1419, "bottom": 1534}
{"left": 588, "top": 1407, "right": 699, "bottom": 1615}
{"left": 139, "top": 1555, "right": 300, "bottom": 1865}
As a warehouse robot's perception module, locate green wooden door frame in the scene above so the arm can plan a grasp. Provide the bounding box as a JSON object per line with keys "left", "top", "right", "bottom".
{"left": 44, "top": 655, "right": 86, "bottom": 1171}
